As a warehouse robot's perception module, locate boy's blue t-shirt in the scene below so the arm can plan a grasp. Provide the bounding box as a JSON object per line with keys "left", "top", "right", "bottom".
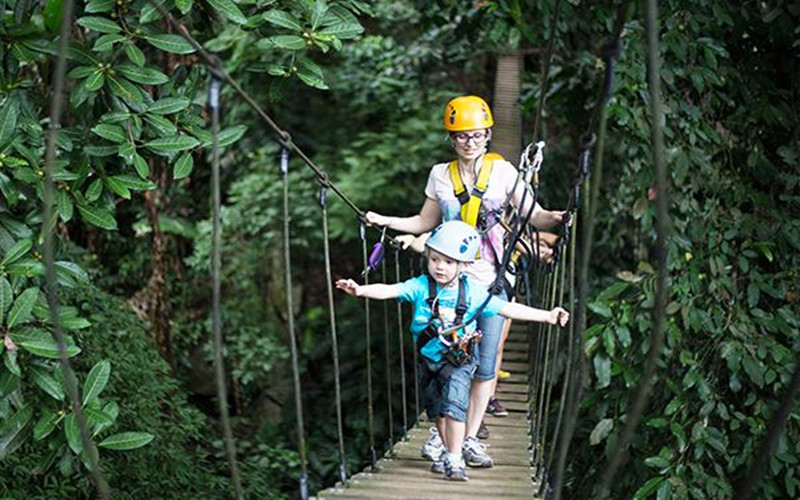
{"left": 395, "top": 274, "right": 506, "bottom": 362}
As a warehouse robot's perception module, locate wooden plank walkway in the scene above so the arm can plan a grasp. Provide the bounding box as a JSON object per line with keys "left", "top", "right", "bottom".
{"left": 316, "top": 327, "right": 542, "bottom": 499}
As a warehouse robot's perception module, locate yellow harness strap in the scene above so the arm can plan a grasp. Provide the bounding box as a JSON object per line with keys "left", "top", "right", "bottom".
{"left": 448, "top": 153, "right": 501, "bottom": 227}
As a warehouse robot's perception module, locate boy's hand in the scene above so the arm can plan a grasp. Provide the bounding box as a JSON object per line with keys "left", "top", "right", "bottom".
{"left": 550, "top": 307, "right": 570, "bottom": 327}
{"left": 335, "top": 278, "right": 360, "bottom": 297}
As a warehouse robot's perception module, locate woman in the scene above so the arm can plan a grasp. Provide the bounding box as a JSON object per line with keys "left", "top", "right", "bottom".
{"left": 366, "top": 95, "right": 565, "bottom": 468}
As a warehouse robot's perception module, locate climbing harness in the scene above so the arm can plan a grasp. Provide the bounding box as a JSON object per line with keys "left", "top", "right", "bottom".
{"left": 448, "top": 153, "right": 499, "bottom": 228}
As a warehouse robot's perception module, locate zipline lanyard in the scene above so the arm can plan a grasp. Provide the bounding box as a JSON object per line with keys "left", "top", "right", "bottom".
{"left": 320, "top": 184, "right": 348, "bottom": 485}
{"left": 359, "top": 223, "right": 377, "bottom": 469}
{"left": 282, "top": 148, "right": 310, "bottom": 500}
{"left": 41, "top": 0, "right": 109, "bottom": 495}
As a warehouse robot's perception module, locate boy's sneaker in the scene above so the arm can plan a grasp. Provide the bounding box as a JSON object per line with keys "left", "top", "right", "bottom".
{"left": 477, "top": 421, "right": 490, "bottom": 439}
{"left": 430, "top": 460, "right": 445, "bottom": 474}
{"left": 443, "top": 456, "right": 469, "bottom": 481}
{"left": 487, "top": 397, "right": 509, "bottom": 417}
{"left": 463, "top": 436, "right": 494, "bottom": 468}
{"left": 420, "top": 426, "right": 445, "bottom": 461}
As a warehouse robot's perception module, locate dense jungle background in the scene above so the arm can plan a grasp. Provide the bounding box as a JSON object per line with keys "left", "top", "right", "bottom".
{"left": 1, "top": 0, "right": 798, "bottom": 498}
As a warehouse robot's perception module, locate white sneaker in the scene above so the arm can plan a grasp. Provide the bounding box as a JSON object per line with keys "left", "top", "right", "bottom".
{"left": 462, "top": 436, "right": 493, "bottom": 468}
{"left": 420, "top": 426, "right": 445, "bottom": 461}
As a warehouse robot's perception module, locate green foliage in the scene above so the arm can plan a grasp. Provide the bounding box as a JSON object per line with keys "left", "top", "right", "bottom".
{"left": 551, "top": 0, "right": 800, "bottom": 497}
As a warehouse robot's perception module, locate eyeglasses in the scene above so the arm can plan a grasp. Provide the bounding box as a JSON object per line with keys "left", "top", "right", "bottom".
{"left": 451, "top": 131, "right": 489, "bottom": 145}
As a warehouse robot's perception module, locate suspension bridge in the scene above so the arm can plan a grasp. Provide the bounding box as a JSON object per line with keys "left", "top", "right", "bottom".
{"left": 316, "top": 323, "right": 547, "bottom": 500}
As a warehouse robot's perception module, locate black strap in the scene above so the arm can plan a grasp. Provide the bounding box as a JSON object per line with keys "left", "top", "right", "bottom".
{"left": 418, "top": 275, "right": 468, "bottom": 354}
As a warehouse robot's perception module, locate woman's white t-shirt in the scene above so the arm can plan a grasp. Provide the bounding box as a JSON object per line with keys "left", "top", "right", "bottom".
{"left": 424, "top": 156, "right": 525, "bottom": 288}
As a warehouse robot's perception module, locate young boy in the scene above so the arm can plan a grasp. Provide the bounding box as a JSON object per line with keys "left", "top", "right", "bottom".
{"left": 336, "top": 220, "right": 569, "bottom": 481}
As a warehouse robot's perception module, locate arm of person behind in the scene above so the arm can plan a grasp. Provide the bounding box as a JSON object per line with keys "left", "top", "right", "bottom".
{"left": 498, "top": 301, "right": 570, "bottom": 327}
{"left": 394, "top": 232, "right": 430, "bottom": 254}
{"left": 335, "top": 279, "right": 400, "bottom": 300}
{"left": 365, "top": 197, "right": 441, "bottom": 234}
{"left": 511, "top": 183, "right": 567, "bottom": 230}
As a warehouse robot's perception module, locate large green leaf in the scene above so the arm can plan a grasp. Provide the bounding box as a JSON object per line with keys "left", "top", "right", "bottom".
{"left": 261, "top": 35, "right": 306, "bottom": 50}
{"left": 98, "top": 431, "right": 154, "bottom": 450}
{"left": 125, "top": 42, "right": 146, "bottom": 67}
{"left": 76, "top": 16, "right": 121, "bottom": 33}
{"left": 116, "top": 64, "right": 169, "bottom": 85}
{"left": 143, "top": 114, "right": 177, "bottom": 136}
{"left": 206, "top": 0, "right": 248, "bottom": 24}
{"left": 0, "top": 277, "right": 11, "bottom": 324}
{"left": 85, "top": 407, "right": 115, "bottom": 436}
{"left": 84, "top": 70, "right": 105, "bottom": 92}
{"left": 85, "top": 0, "right": 114, "bottom": 13}
{"left": 29, "top": 365, "right": 65, "bottom": 401}
{"left": 57, "top": 189, "right": 74, "bottom": 222}
{"left": 105, "top": 177, "right": 131, "bottom": 200}
{"left": 318, "top": 21, "right": 363, "bottom": 40}
{"left": 33, "top": 409, "right": 63, "bottom": 441}
{"left": 144, "top": 34, "right": 196, "bottom": 54}
{"left": 175, "top": 0, "right": 193, "bottom": 14}
{"left": 77, "top": 204, "right": 118, "bottom": 230}
{"left": 217, "top": 125, "right": 247, "bottom": 147}
{"left": 310, "top": 0, "right": 327, "bottom": 30}
{"left": 146, "top": 98, "right": 191, "bottom": 115}
{"left": 173, "top": 153, "right": 194, "bottom": 179}
{"left": 145, "top": 135, "right": 200, "bottom": 154}
{"left": 1, "top": 239, "right": 32, "bottom": 266}
{"left": 133, "top": 153, "right": 149, "bottom": 179}
{"left": 91, "top": 123, "right": 127, "bottom": 143}
{"left": 107, "top": 76, "right": 144, "bottom": 103}
{"left": 6, "top": 287, "right": 38, "bottom": 328}
{"left": 0, "top": 403, "right": 33, "bottom": 459}
{"left": 111, "top": 175, "right": 155, "bottom": 191}
{"left": 0, "top": 97, "right": 20, "bottom": 147}
{"left": 64, "top": 413, "right": 83, "bottom": 455}
{"left": 84, "top": 179, "right": 104, "bottom": 202}
{"left": 82, "top": 360, "right": 111, "bottom": 407}
{"left": 10, "top": 328, "right": 81, "bottom": 358}
{"left": 262, "top": 10, "right": 302, "bottom": 31}
{"left": 93, "top": 33, "right": 126, "bottom": 52}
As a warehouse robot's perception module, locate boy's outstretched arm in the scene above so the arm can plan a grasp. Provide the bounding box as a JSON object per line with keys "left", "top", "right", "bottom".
{"left": 499, "top": 302, "right": 570, "bottom": 327}
{"left": 335, "top": 279, "right": 401, "bottom": 300}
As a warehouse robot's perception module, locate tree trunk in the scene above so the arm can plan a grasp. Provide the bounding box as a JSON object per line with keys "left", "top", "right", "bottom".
{"left": 491, "top": 51, "right": 523, "bottom": 163}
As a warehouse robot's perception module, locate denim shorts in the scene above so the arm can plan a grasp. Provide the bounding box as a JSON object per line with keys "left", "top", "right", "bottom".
{"left": 474, "top": 289, "right": 508, "bottom": 381}
{"left": 419, "top": 356, "right": 477, "bottom": 422}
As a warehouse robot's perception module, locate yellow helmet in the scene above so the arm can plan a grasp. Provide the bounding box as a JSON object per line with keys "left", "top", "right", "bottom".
{"left": 443, "top": 95, "right": 494, "bottom": 132}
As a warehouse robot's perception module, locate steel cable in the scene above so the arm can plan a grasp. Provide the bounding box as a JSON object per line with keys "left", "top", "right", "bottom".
{"left": 320, "top": 185, "right": 348, "bottom": 485}
{"left": 209, "top": 76, "right": 245, "bottom": 500}
{"left": 359, "top": 225, "right": 377, "bottom": 469}
{"left": 282, "top": 148, "right": 310, "bottom": 500}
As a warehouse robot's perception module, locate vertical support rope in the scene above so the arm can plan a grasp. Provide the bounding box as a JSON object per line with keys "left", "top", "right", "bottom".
{"left": 408, "top": 256, "right": 420, "bottom": 420}
{"left": 394, "top": 249, "right": 408, "bottom": 434}
{"left": 532, "top": 268, "right": 554, "bottom": 471}
{"left": 381, "top": 260, "right": 394, "bottom": 448}
{"left": 553, "top": 6, "right": 628, "bottom": 497}
{"left": 209, "top": 77, "right": 245, "bottom": 499}
{"left": 531, "top": 0, "right": 563, "bottom": 145}
{"left": 359, "top": 224, "right": 377, "bottom": 469}
{"left": 598, "top": 0, "right": 670, "bottom": 494}
{"left": 41, "top": 1, "right": 110, "bottom": 496}
{"left": 548, "top": 227, "right": 578, "bottom": 469}
{"left": 319, "top": 185, "right": 348, "bottom": 484}
{"left": 536, "top": 261, "right": 561, "bottom": 484}
{"left": 281, "top": 148, "right": 310, "bottom": 500}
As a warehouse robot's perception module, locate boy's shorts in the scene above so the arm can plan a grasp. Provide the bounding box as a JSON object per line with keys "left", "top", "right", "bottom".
{"left": 419, "top": 356, "right": 477, "bottom": 422}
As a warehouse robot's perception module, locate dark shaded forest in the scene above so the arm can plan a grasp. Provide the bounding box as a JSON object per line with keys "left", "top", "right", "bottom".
{"left": 1, "top": 0, "right": 798, "bottom": 498}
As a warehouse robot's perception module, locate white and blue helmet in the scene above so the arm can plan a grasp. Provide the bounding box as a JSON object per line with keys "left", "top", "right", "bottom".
{"left": 425, "top": 220, "right": 480, "bottom": 263}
